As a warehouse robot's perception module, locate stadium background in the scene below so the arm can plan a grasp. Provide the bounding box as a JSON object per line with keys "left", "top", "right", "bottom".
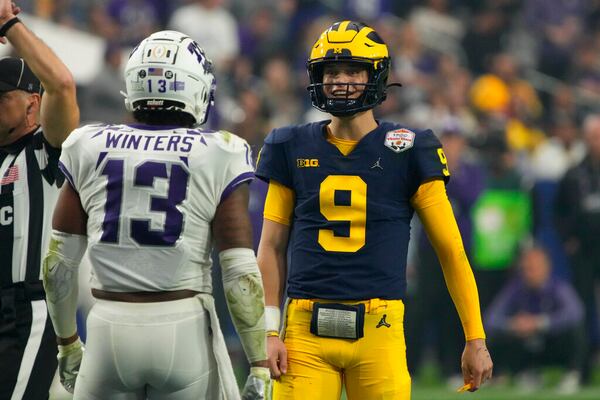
{"left": 2, "top": 0, "right": 600, "bottom": 399}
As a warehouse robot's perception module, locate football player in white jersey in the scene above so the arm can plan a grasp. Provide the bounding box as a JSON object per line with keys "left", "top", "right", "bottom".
{"left": 41, "top": 30, "right": 271, "bottom": 399}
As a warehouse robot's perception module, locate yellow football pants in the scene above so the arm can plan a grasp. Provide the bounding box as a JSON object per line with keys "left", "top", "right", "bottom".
{"left": 273, "top": 298, "right": 411, "bottom": 400}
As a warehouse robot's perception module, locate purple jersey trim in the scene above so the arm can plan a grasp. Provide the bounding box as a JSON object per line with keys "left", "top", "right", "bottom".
{"left": 58, "top": 161, "right": 76, "bottom": 191}
{"left": 220, "top": 172, "right": 254, "bottom": 204}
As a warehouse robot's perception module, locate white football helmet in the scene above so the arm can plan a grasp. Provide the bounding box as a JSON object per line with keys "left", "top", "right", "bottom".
{"left": 123, "top": 30, "right": 216, "bottom": 125}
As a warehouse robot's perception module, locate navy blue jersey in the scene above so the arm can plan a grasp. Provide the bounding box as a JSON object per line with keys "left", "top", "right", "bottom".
{"left": 256, "top": 120, "right": 449, "bottom": 300}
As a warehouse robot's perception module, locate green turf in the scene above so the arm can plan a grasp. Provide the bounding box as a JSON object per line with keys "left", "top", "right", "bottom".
{"left": 339, "top": 385, "right": 600, "bottom": 400}
{"left": 411, "top": 387, "right": 600, "bottom": 400}
{"left": 336, "top": 362, "right": 600, "bottom": 400}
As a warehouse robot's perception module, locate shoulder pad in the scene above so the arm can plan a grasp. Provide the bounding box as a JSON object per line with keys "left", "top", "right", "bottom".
{"left": 61, "top": 124, "right": 108, "bottom": 149}
{"left": 264, "top": 125, "right": 298, "bottom": 145}
{"left": 212, "top": 130, "right": 250, "bottom": 153}
{"left": 265, "top": 122, "right": 325, "bottom": 145}
{"left": 414, "top": 128, "right": 442, "bottom": 149}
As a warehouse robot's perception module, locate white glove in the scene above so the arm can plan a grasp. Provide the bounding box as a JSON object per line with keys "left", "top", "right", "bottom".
{"left": 241, "top": 366, "right": 272, "bottom": 400}
{"left": 57, "top": 338, "right": 83, "bottom": 393}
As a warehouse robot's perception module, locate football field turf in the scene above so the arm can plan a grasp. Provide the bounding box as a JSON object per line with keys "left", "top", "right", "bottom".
{"left": 410, "top": 386, "right": 600, "bottom": 400}
{"left": 337, "top": 363, "right": 600, "bottom": 400}
{"left": 51, "top": 381, "right": 600, "bottom": 399}
{"left": 337, "top": 385, "right": 600, "bottom": 399}
{"left": 50, "top": 364, "right": 600, "bottom": 399}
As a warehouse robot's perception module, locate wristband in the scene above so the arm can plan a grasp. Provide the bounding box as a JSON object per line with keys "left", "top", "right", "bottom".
{"left": 57, "top": 337, "right": 83, "bottom": 356}
{"left": 265, "top": 305, "right": 281, "bottom": 332}
{"left": 0, "top": 17, "right": 20, "bottom": 37}
{"left": 266, "top": 331, "right": 279, "bottom": 337}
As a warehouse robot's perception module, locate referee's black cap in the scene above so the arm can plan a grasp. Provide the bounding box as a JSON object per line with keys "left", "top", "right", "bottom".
{"left": 0, "top": 57, "right": 42, "bottom": 94}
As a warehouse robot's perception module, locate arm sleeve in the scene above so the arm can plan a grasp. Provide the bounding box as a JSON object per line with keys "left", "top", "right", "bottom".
{"left": 263, "top": 180, "right": 295, "bottom": 225}
{"left": 411, "top": 179, "right": 486, "bottom": 340}
{"left": 43, "top": 231, "right": 87, "bottom": 338}
{"left": 220, "top": 248, "right": 266, "bottom": 363}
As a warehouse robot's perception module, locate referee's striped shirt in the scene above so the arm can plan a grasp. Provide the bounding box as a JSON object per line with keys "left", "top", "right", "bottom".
{"left": 0, "top": 126, "right": 63, "bottom": 286}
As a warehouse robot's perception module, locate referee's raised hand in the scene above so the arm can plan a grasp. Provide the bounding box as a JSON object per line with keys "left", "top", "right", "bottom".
{"left": 0, "top": 1, "right": 21, "bottom": 44}
{"left": 0, "top": 0, "right": 79, "bottom": 146}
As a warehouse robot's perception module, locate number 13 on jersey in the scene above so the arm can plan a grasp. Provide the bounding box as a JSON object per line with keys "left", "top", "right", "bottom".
{"left": 100, "top": 157, "right": 189, "bottom": 247}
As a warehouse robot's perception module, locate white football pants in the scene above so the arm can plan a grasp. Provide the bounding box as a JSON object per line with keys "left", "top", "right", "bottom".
{"left": 73, "top": 297, "right": 219, "bottom": 399}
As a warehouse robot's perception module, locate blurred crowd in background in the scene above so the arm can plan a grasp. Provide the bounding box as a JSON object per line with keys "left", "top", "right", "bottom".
{"left": 11, "top": 0, "right": 600, "bottom": 395}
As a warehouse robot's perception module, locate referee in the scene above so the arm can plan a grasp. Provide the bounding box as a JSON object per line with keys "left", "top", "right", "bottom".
{"left": 0, "top": 1, "right": 79, "bottom": 398}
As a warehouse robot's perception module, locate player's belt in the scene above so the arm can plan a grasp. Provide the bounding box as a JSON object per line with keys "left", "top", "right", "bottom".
{"left": 292, "top": 297, "right": 389, "bottom": 314}
{"left": 91, "top": 288, "right": 201, "bottom": 302}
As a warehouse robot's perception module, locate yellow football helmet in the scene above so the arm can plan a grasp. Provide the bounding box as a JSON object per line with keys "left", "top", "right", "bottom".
{"left": 307, "top": 21, "right": 394, "bottom": 116}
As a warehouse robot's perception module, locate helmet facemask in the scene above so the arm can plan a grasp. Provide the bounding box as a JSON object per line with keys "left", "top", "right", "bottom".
{"left": 307, "top": 58, "right": 390, "bottom": 117}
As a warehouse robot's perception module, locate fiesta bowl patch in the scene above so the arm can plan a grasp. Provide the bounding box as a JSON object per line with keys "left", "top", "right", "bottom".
{"left": 384, "top": 129, "right": 415, "bottom": 153}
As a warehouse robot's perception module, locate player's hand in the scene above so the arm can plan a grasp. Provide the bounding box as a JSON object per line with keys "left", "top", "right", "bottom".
{"left": 57, "top": 338, "right": 83, "bottom": 393}
{"left": 267, "top": 336, "right": 287, "bottom": 379}
{"left": 461, "top": 338, "right": 493, "bottom": 392}
{"left": 0, "top": 1, "right": 20, "bottom": 23}
{"left": 0, "top": 1, "right": 22, "bottom": 44}
{"left": 241, "top": 366, "right": 272, "bottom": 400}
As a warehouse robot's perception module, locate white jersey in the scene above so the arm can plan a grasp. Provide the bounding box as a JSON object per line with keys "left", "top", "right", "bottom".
{"left": 59, "top": 124, "right": 254, "bottom": 293}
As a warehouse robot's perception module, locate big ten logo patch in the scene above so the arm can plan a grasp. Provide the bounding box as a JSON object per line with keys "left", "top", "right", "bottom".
{"left": 297, "top": 158, "right": 320, "bottom": 168}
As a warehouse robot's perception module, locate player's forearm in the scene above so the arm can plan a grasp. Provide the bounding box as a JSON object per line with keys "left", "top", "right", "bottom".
{"left": 220, "top": 248, "right": 267, "bottom": 363}
{"left": 414, "top": 184, "right": 485, "bottom": 340}
{"left": 421, "top": 216, "right": 485, "bottom": 339}
{"left": 5, "top": 19, "right": 79, "bottom": 146}
{"left": 257, "top": 245, "right": 286, "bottom": 335}
{"left": 42, "top": 231, "right": 87, "bottom": 338}
{"left": 436, "top": 237, "right": 486, "bottom": 340}
{"left": 259, "top": 180, "right": 292, "bottom": 305}
{"left": 257, "top": 219, "right": 289, "bottom": 306}
{"left": 257, "top": 245, "right": 286, "bottom": 306}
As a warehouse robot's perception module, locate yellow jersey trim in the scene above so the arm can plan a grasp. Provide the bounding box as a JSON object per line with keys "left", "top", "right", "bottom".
{"left": 326, "top": 130, "right": 358, "bottom": 156}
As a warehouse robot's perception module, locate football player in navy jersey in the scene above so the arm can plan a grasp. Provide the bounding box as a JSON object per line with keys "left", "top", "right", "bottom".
{"left": 255, "top": 21, "right": 493, "bottom": 399}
